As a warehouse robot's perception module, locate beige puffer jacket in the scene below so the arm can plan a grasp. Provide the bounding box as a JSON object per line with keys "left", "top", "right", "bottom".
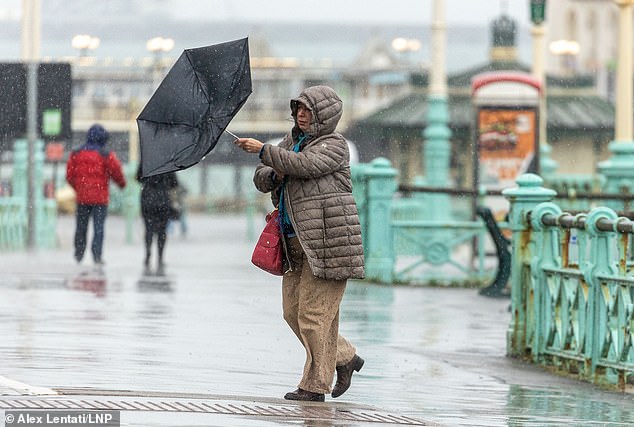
{"left": 253, "top": 85, "right": 365, "bottom": 280}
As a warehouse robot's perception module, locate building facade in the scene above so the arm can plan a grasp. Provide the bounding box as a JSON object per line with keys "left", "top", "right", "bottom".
{"left": 545, "top": 0, "right": 617, "bottom": 100}
{"left": 349, "top": 12, "right": 614, "bottom": 186}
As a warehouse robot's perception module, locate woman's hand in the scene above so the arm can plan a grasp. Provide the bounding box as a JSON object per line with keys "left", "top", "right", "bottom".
{"left": 234, "top": 137, "right": 264, "bottom": 153}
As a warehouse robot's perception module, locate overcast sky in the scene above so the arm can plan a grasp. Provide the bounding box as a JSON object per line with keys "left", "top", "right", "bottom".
{"left": 1, "top": 0, "right": 531, "bottom": 26}
{"left": 175, "top": 0, "right": 530, "bottom": 25}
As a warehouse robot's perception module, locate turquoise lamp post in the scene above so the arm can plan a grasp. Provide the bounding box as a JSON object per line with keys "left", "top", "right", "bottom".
{"left": 598, "top": 0, "right": 634, "bottom": 207}
{"left": 422, "top": 0, "right": 452, "bottom": 220}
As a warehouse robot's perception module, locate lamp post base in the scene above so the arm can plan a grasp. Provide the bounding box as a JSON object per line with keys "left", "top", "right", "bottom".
{"left": 598, "top": 141, "right": 634, "bottom": 209}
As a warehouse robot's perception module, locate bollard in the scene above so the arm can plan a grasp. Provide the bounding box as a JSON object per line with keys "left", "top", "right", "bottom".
{"left": 503, "top": 173, "right": 556, "bottom": 356}
{"left": 363, "top": 158, "right": 398, "bottom": 283}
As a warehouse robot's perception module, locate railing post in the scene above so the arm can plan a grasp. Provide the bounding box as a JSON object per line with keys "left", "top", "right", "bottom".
{"left": 364, "top": 158, "right": 397, "bottom": 283}
{"left": 529, "top": 201, "right": 563, "bottom": 362}
{"left": 503, "top": 173, "right": 556, "bottom": 356}
{"left": 583, "top": 207, "right": 619, "bottom": 382}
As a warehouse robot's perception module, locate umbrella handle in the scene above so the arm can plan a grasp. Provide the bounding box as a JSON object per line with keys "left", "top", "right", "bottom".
{"left": 224, "top": 129, "right": 240, "bottom": 140}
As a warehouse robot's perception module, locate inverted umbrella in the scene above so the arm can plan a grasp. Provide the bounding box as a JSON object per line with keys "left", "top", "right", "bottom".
{"left": 137, "top": 37, "right": 251, "bottom": 177}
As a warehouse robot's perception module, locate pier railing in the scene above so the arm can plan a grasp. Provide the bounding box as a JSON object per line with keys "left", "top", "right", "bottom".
{"left": 504, "top": 174, "right": 634, "bottom": 389}
{"left": 352, "top": 158, "right": 498, "bottom": 286}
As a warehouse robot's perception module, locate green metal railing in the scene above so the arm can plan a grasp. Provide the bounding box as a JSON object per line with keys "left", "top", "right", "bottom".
{"left": 505, "top": 174, "right": 634, "bottom": 389}
{"left": 352, "top": 158, "right": 497, "bottom": 286}
{"left": 0, "top": 139, "right": 58, "bottom": 251}
{"left": 0, "top": 197, "right": 26, "bottom": 250}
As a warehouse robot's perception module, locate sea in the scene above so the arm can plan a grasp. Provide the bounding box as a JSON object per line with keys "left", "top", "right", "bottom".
{"left": 0, "top": 18, "right": 532, "bottom": 72}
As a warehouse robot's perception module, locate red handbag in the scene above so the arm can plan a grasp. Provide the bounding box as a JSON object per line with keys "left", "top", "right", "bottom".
{"left": 251, "top": 209, "right": 284, "bottom": 276}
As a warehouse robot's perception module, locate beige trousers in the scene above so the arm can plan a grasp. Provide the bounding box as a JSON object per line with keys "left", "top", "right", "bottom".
{"left": 282, "top": 237, "right": 356, "bottom": 394}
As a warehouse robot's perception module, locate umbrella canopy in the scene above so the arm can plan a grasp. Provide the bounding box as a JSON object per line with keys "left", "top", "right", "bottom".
{"left": 137, "top": 37, "right": 251, "bottom": 177}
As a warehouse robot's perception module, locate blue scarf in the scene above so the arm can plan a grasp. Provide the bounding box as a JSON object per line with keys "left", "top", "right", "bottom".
{"left": 278, "top": 134, "right": 307, "bottom": 236}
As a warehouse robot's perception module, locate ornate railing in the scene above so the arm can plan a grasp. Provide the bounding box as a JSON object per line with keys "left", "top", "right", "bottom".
{"left": 0, "top": 139, "right": 58, "bottom": 251}
{"left": 352, "top": 158, "right": 498, "bottom": 286}
{"left": 505, "top": 174, "right": 634, "bottom": 389}
{"left": 0, "top": 197, "right": 27, "bottom": 251}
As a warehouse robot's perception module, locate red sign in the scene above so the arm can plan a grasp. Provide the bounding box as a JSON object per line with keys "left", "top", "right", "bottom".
{"left": 46, "top": 142, "right": 64, "bottom": 161}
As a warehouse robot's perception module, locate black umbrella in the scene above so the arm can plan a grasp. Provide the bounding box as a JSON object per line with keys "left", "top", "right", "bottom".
{"left": 137, "top": 37, "right": 251, "bottom": 178}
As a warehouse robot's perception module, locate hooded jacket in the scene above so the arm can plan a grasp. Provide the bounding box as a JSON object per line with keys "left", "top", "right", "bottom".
{"left": 254, "top": 85, "right": 364, "bottom": 280}
{"left": 66, "top": 124, "right": 126, "bottom": 205}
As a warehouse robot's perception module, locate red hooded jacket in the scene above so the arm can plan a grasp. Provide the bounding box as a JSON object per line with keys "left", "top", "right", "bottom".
{"left": 66, "top": 125, "right": 126, "bottom": 205}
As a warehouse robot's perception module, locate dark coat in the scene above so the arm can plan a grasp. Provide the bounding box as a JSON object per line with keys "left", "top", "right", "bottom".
{"left": 136, "top": 166, "right": 179, "bottom": 220}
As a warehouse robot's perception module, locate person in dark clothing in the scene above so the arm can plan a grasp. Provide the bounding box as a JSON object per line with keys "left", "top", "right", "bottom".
{"left": 136, "top": 165, "right": 180, "bottom": 275}
{"left": 66, "top": 124, "right": 126, "bottom": 265}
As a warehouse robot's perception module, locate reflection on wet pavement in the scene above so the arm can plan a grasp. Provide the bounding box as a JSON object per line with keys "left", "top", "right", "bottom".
{"left": 1, "top": 214, "right": 633, "bottom": 426}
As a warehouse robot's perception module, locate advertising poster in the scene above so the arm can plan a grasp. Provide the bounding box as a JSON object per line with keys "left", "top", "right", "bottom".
{"left": 477, "top": 108, "right": 536, "bottom": 190}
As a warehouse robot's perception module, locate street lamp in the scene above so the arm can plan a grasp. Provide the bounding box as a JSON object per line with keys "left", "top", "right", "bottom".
{"left": 146, "top": 36, "right": 175, "bottom": 56}
{"left": 146, "top": 37, "right": 175, "bottom": 87}
{"left": 549, "top": 39, "right": 580, "bottom": 75}
{"left": 529, "top": 0, "right": 558, "bottom": 177}
{"left": 422, "top": 0, "right": 451, "bottom": 212}
{"left": 71, "top": 34, "right": 100, "bottom": 57}
{"left": 391, "top": 37, "right": 421, "bottom": 65}
{"left": 22, "top": 0, "right": 41, "bottom": 248}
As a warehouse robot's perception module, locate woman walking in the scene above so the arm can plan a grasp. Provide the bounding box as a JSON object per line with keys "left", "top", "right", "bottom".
{"left": 234, "top": 85, "right": 365, "bottom": 402}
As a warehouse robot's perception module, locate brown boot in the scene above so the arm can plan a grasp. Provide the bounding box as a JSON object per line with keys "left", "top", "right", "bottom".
{"left": 331, "top": 354, "right": 364, "bottom": 398}
{"left": 284, "top": 388, "right": 325, "bottom": 402}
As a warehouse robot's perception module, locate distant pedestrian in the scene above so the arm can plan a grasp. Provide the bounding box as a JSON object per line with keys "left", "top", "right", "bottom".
{"left": 136, "top": 165, "right": 180, "bottom": 276}
{"left": 234, "top": 85, "right": 365, "bottom": 402}
{"left": 66, "top": 124, "right": 126, "bottom": 266}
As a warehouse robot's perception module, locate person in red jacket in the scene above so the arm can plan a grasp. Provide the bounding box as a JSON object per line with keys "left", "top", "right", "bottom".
{"left": 66, "top": 124, "right": 126, "bottom": 265}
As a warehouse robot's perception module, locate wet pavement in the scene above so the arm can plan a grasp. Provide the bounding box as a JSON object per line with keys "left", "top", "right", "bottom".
{"left": 1, "top": 212, "right": 634, "bottom": 426}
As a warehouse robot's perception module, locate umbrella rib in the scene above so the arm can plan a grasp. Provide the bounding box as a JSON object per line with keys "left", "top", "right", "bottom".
{"left": 141, "top": 118, "right": 204, "bottom": 126}
{"left": 184, "top": 50, "right": 211, "bottom": 103}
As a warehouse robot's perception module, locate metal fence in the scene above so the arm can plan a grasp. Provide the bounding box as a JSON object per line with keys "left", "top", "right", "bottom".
{"left": 505, "top": 175, "right": 634, "bottom": 389}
